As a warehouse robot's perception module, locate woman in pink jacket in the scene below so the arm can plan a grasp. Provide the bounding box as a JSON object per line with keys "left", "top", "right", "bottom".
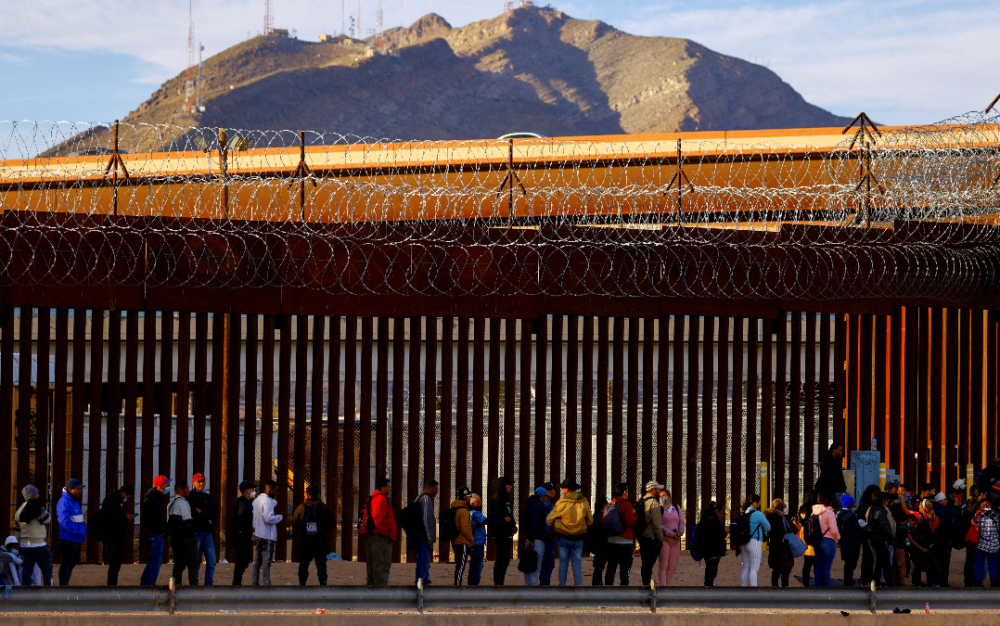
{"left": 658, "top": 488, "right": 685, "bottom": 585}
{"left": 812, "top": 492, "right": 841, "bottom": 587}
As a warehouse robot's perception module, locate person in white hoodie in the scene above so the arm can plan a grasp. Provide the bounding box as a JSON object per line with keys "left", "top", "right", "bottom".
{"left": 251, "top": 480, "right": 283, "bottom": 586}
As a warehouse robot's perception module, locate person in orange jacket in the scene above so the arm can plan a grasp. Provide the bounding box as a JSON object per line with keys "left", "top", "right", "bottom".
{"left": 360, "top": 477, "right": 396, "bottom": 586}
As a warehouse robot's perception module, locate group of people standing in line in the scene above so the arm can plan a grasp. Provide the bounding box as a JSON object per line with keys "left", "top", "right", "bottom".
{"left": 6, "top": 442, "right": 1000, "bottom": 590}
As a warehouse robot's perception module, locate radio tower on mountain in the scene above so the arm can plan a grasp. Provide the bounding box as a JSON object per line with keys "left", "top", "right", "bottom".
{"left": 184, "top": 0, "right": 195, "bottom": 114}
{"left": 264, "top": 0, "right": 274, "bottom": 33}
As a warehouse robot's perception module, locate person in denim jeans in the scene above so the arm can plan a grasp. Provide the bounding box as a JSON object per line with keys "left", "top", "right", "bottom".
{"left": 140, "top": 476, "right": 171, "bottom": 586}
{"left": 812, "top": 492, "right": 841, "bottom": 587}
{"left": 188, "top": 473, "right": 217, "bottom": 586}
{"left": 973, "top": 499, "right": 1000, "bottom": 586}
{"left": 520, "top": 487, "right": 550, "bottom": 585}
{"left": 413, "top": 480, "right": 439, "bottom": 586}
{"left": 545, "top": 479, "right": 593, "bottom": 586}
{"left": 467, "top": 494, "right": 488, "bottom": 585}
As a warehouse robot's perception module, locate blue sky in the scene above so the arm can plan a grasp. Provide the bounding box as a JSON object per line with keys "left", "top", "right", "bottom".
{"left": 1, "top": 0, "right": 998, "bottom": 126}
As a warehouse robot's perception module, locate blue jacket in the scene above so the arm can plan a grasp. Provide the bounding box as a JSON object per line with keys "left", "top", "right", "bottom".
{"left": 470, "top": 509, "right": 488, "bottom": 547}
{"left": 57, "top": 490, "right": 87, "bottom": 544}
{"left": 836, "top": 508, "right": 863, "bottom": 560}
{"left": 745, "top": 507, "right": 771, "bottom": 542}
{"left": 520, "top": 495, "right": 551, "bottom": 542}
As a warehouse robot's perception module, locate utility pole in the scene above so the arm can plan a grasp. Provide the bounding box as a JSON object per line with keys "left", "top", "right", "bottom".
{"left": 184, "top": 0, "right": 195, "bottom": 114}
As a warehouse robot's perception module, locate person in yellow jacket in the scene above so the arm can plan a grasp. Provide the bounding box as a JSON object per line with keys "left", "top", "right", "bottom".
{"left": 451, "top": 488, "right": 475, "bottom": 585}
{"left": 797, "top": 503, "right": 816, "bottom": 586}
{"left": 545, "top": 479, "right": 593, "bottom": 585}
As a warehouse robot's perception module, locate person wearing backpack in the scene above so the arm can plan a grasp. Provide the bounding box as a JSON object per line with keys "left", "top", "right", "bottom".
{"left": 765, "top": 498, "right": 793, "bottom": 587}
{"left": 837, "top": 495, "right": 863, "bottom": 587}
{"left": 448, "top": 487, "right": 475, "bottom": 585}
{"left": 603, "top": 483, "right": 637, "bottom": 586}
{"left": 811, "top": 492, "right": 841, "bottom": 587}
{"left": 635, "top": 481, "right": 664, "bottom": 586}
{"left": 359, "top": 477, "right": 396, "bottom": 586}
{"left": 94, "top": 485, "right": 134, "bottom": 586}
{"left": 737, "top": 494, "right": 771, "bottom": 586}
{"left": 546, "top": 479, "right": 593, "bottom": 586}
{"left": 658, "top": 489, "right": 684, "bottom": 586}
{"left": 14, "top": 484, "right": 52, "bottom": 586}
{"left": 697, "top": 501, "right": 728, "bottom": 586}
{"left": 519, "top": 487, "right": 550, "bottom": 585}
{"left": 292, "top": 484, "right": 335, "bottom": 585}
{"left": 586, "top": 497, "right": 609, "bottom": 585}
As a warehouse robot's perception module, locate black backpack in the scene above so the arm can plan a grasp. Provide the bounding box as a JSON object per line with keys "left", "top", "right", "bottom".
{"left": 632, "top": 496, "right": 652, "bottom": 536}
{"left": 803, "top": 513, "right": 826, "bottom": 547}
{"left": 732, "top": 512, "right": 754, "bottom": 548}
{"left": 303, "top": 504, "right": 322, "bottom": 536}
{"left": 358, "top": 494, "right": 381, "bottom": 534}
{"left": 440, "top": 507, "right": 460, "bottom": 543}
{"left": 398, "top": 494, "right": 429, "bottom": 538}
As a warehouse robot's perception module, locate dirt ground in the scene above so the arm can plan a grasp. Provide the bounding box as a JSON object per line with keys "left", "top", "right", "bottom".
{"left": 60, "top": 547, "right": 975, "bottom": 588}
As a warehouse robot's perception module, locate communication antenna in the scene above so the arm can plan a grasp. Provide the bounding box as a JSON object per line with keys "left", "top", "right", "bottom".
{"left": 357, "top": 0, "right": 361, "bottom": 41}
{"left": 184, "top": 0, "right": 195, "bottom": 114}
{"left": 264, "top": 0, "right": 274, "bottom": 33}
{"left": 197, "top": 42, "right": 205, "bottom": 112}
{"left": 342, "top": 0, "right": 345, "bottom": 35}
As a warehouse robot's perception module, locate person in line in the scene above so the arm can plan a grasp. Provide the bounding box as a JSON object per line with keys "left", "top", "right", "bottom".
{"left": 231, "top": 481, "right": 256, "bottom": 585}
{"left": 467, "top": 493, "right": 488, "bottom": 586}
{"left": 739, "top": 494, "right": 771, "bottom": 586}
{"left": 866, "top": 491, "right": 894, "bottom": 587}
{"left": 14, "top": 484, "right": 52, "bottom": 586}
{"left": 168, "top": 481, "right": 199, "bottom": 585}
{"left": 955, "top": 487, "right": 982, "bottom": 587}
{"left": 909, "top": 500, "right": 941, "bottom": 587}
{"left": 697, "top": 501, "right": 728, "bottom": 586}
{"left": 856, "top": 484, "right": 880, "bottom": 586}
{"left": 890, "top": 502, "right": 913, "bottom": 587}
{"left": 814, "top": 443, "right": 847, "bottom": 497}
{"left": 56, "top": 478, "right": 86, "bottom": 586}
{"left": 450, "top": 487, "right": 474, "bottom": 585}
{"left": 520, "top": 487, "right": 550, "bottom": 585}
{"left": 94, "top": 485, "right": 134, "bottom": 586}
{"left": 930, "top": 491, "right": 954, "bottom": 585}
{"left": 658, "top": 488, "right": 684, "bottom": 586}
{"left": 0, "top": 537, "right": 24, "bottom": 586}
{"left": 413, "top": 479, "right": 439, "bottom": 586}
{"left": 973, "top": 497, "right": 1000, "bottom": 587}
{"left": 188, "top": 473, "right": 218, "bottom": 586}
{"left": 836, "top": 495, "right": 863, "bottom": 587}
{"left": 252, "top": 480, "right": 283, "bottom": 586}
{"left": 812, "top": 492, "right": 841, "bottom": 587}
{"left": 796, "top": 504, "right": 815, "bottom": 585}
{"left": 488, "top": 477, "right": 516, "bottom": 586}
{"left": 546, "top": 479, "right": 593, "bottom": 586}
{"left": 292, "top": 484, "right": 334, "bottom": 585}
{"left": 539, "top": 482, "right": 558, "bottom": 586}
{"left": 603, "top": 483, "right": 636, "bottom": 586}
{"left": 140, "top": 475, "right": 171, "bottom": 586}
{"left": 765, "top": 498, "right": 793, "bottom": 587}
{"left": 586, "top": 496, "right": 609, "bottom": 586}
{"left": 360, "top": 477, "right": 395, "bottom": 586}
{"left": 636, "top": 481, "right": 664, "bottom": 586}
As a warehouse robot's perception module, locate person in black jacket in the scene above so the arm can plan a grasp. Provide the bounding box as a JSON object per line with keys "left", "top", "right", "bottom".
{"left": 231, "top": 481, "right": 256, "bottom": 585}
{"left": 168, "top": 481, "right": 199, "bottom": 585}
{"left": 488, "top": 477, "right": 516, "bottom": 585}
{"left": 697, "top": 501, "right": 728, "bottom": 587}
{"left": 519, "top": 488, "right": 550, "bottom": 585}
{"left": 188, "top": 473, "right": 218, "bottom": 586}
{"left": 95, "top": 485, "right": 134, "bottom": 585}
{"left": 586, "top": 497, "right": 609, "bottom": 586}
{"left": 291, "top": 484, "right": 335, "bottom": 586}
{"left": 814, "top": 443, "right": 847, "bottom": 496}
{"left": 139, "top": 475, "right": 171, "bottom": 586}
{"left": 836, "top": 495, "right": 863, "bottom": 587}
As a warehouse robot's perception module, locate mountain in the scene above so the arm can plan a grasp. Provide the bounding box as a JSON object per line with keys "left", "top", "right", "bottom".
{"left": 54, "top": 7, "right": 851, "bottom": 153}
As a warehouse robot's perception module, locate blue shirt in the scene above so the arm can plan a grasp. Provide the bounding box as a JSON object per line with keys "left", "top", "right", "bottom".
{"left": 470, "top": 510, "right": 488, "bottom": 547}
{"left": 57, "top": 490, "right": 87, "bottom": 544}
{"left": 744, "top": 507, "right": 771, "bottom": 542}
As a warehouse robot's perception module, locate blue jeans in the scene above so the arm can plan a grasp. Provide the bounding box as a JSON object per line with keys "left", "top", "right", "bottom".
{"left": 414, "top": 538, "right": 433, "bottom": 585}
{"left": 20, "top": 545, "right": 53, "bottom": 586}
{"left": 468, "top": 546, "right": 484, "bottom": 585}
{"left": 195, "top": 532, "right": 216, "bottom": 585}
{"left": 140, "top": 534, "right": 165, "bottom": 586}
{"left": 558, "top": 537, "right": 584, "bottom": 586}
{"left": 522, "top": 539, "right": 545, "bottom": 585}
{"left": 539, "top": 537, "right": 556, "bottom": 585}
{"left": 975, "top": 549, "right": 999, "bottom": 587}
{"left": 814, "top": 538, "right": 837, "bottom": 587}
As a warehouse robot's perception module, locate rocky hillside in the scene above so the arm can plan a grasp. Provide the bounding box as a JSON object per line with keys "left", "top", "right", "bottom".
{"left": 54, "top": 7, "right": 850, "bottom": 153}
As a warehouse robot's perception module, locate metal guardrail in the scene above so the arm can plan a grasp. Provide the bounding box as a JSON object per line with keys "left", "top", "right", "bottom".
{"left": 2, "top": 582, "right": 997, "bottom": 614}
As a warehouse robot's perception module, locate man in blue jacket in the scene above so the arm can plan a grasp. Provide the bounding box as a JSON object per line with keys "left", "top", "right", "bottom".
{"left": 56, "top": 478, "right": 87, "bottom": 585}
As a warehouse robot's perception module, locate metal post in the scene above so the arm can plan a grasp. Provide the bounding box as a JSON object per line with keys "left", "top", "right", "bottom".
{"left": 219, "top": 128, "right": 229, "bottom": 219}
{"left": 759, "top": 462, "right": 768, "bottom": 514}
{"left": 967, "top": 464, "right": 975, "bottom": 501}
{"left": 650, "top": 580, "right": 656, "bottom": 613}
{"left": 416, "top": 578, "right": 424, "bottom": 614}
{"left": 168, "top": 577, "right": 176, "bottom": 615}
{"left": 879, "top": 463, "right": 887, "bottom": 491}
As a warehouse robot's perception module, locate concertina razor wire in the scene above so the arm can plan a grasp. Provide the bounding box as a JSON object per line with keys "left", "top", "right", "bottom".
{"left": 1, "top": 110, "right": 999, "bottom": 303}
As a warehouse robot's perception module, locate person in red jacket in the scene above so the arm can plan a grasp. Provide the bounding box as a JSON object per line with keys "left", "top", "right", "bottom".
{"left": 604, "top": 482, "right": 638, "bottom": 585}
{"left": 360, "top": 477, "right": 396, "bottom": 586}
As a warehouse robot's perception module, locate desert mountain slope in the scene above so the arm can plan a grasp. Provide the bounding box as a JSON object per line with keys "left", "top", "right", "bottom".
{"left": 51, "top": 6, "right": 850, "bottom": 154}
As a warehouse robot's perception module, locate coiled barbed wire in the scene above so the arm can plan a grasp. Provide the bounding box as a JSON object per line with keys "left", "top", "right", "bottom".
{"left": 1, "top": 111, "right": 998, "bottom": 303}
